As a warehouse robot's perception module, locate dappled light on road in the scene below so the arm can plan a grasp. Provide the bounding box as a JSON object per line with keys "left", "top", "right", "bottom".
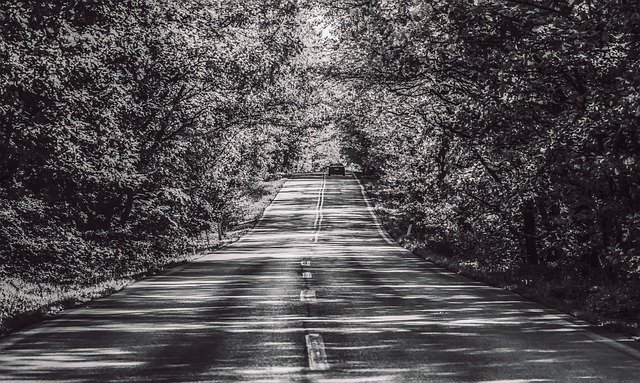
{"left": 0, "top": 174, "right": 639, "bottom": 382}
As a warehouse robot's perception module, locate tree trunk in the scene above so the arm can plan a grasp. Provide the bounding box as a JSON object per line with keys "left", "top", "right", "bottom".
{"left": 120, "top": 190, "right": 135, "bottom": 225}
{"left": 217, "top": 221, "right": 224, "bottom": 240}
{"left": 522, "top": 199, "right": 538, "bottom": 264}
{"left": 599, "top": 212, "right": 612, "bottom": 248}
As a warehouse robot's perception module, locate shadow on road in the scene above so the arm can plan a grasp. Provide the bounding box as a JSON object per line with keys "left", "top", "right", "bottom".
{"left": 1, "top": 174, "right": 638, "bottom": 382}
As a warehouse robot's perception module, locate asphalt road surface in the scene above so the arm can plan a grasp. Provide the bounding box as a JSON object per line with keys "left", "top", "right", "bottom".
{"left": 1, "top": 173, "right": 640, "bottom": 382}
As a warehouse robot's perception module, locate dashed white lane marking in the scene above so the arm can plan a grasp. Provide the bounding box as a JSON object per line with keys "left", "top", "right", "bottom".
{"left": 302, "top": 272, "right": 312, "bottom": 279}
{"left": 300, "top": 290, "right": 317, "bottom": 303}
{"left": 312, "top": 174, "right": 326, "bottom": 242}
{"left": 353, "top": 174, "right": 395, "bottom": 245}
{"left": 301, "top": 260, "right": 311, "bottom": 267}
{"left": 305, "top": 334, "right": 330, "bottom": 371}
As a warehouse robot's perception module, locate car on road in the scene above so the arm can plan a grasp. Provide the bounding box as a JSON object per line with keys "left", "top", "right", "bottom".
{"left": 328, "top": 163, "right": 346, "bottom": 176}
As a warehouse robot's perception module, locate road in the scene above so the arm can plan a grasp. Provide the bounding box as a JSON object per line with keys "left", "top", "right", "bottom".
{"left": 1, "top": 173, "right": 639, "bottom": 382}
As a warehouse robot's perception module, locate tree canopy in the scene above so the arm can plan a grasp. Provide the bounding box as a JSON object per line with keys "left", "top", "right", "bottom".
{"left": 1, "top": 0, "right": 313, "bottom": 282}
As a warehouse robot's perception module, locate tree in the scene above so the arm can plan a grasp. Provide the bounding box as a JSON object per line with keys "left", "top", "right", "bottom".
{"left": 0, "top": 0, "right": 311, "bottom": 283}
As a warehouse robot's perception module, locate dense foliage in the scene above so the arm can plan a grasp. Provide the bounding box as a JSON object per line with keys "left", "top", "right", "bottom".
{"left": 319, "top": 0, "right": 640, "bottom": 319}
{"left": 0, "top": 0, "right": 310, "bottom": 284}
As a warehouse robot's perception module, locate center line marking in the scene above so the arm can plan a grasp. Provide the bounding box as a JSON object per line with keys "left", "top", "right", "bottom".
{"left": 305, "top": 334, "right": 330, "bottom": 371}
{"left": 302, "top": 272, "right": 312, "bottom": 279}
{"left": 312, "top": 174, "right": 326, "bottom": 242}
{"left": 300, "top": 290, "right": 317, "bottom": 302}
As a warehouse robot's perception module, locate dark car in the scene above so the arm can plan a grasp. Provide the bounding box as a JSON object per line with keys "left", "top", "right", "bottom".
{"left": 328, "top": 163, "right": 346, "bottom": 176}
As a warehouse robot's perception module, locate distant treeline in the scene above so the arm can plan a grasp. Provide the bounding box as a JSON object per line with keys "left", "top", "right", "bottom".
{"left": 0, "top": 0, "right": 309, "bottom": 283}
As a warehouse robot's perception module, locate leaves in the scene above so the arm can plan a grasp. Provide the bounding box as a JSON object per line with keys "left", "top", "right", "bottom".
{"left": 318, "top": 0, "right": 640, "bottom": 284}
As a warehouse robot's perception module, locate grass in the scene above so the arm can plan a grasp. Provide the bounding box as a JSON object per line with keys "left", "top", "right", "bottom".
{"left": 0, "top": 175, "right": 289, "bottom": 339}
{"left": 0, "top": 278, "right": 130, "bottom": 337}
